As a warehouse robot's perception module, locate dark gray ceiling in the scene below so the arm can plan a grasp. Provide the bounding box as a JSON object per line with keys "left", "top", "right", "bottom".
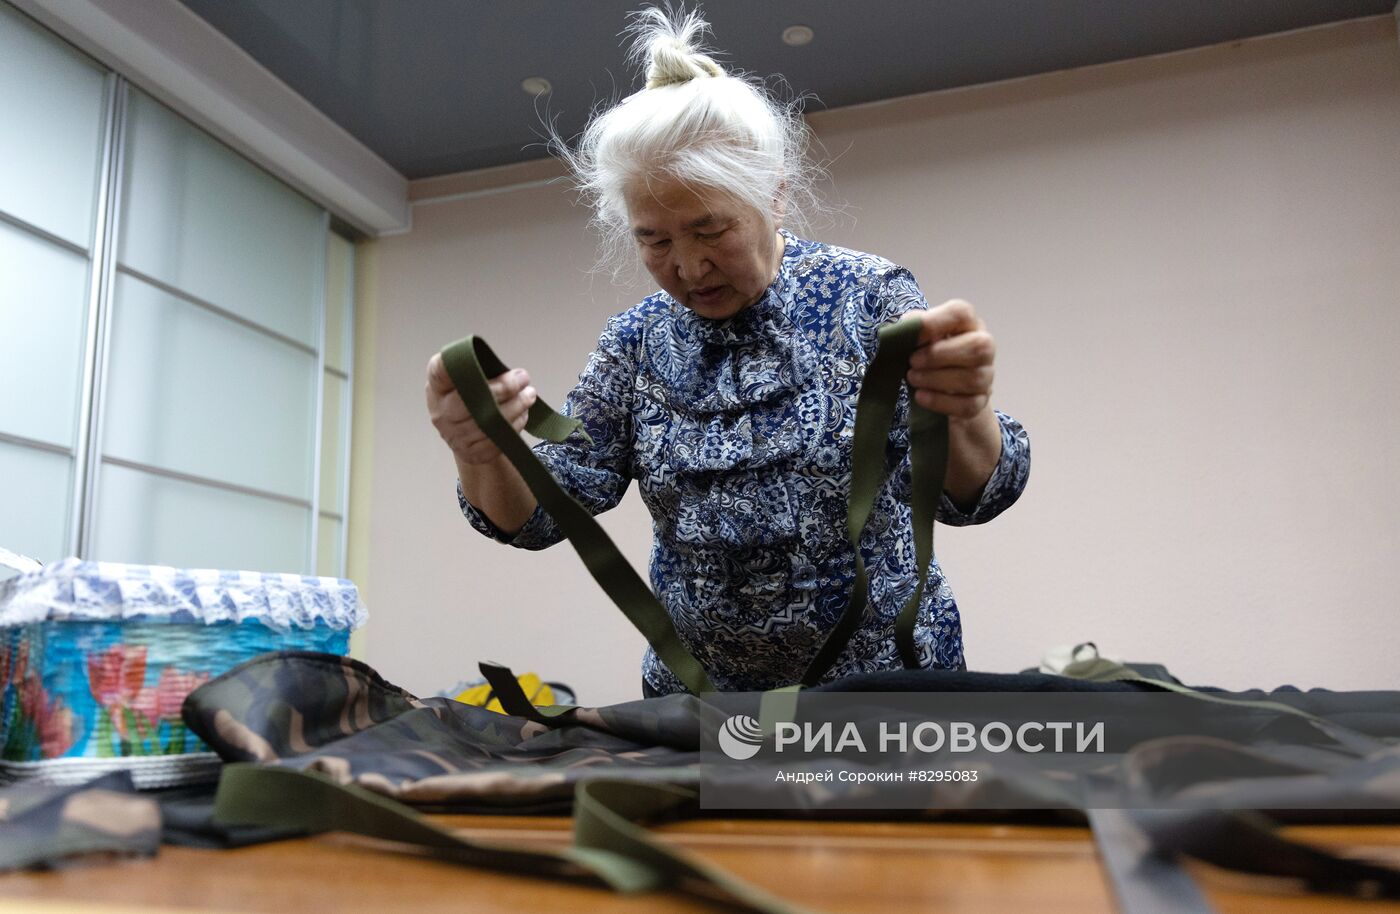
{"left": 176, "top": 1, "right": 1394, "bottom": 180}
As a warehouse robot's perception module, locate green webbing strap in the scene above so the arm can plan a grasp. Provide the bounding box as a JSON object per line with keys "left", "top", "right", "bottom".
{"left": 1086, "top": 808, "right": 1218, "bottom": 914}
{"left": 442, "top": 316, "right": 948, "bottom": 697}
{"left": 1129, "top": 807, "right": 1400, "bottom": 899}
{"left": 758, "top": 684, "right": 803, "bottom": 737}
{"left": 573, "top": 780, "right": 817, "bottom": 913}
{"left": 901, "top": 350, "right": 949, "bottom": 668}
{"left": 1060, "top": 650, "right": 1391, "bottom": 757}
{"left": 799, "top": 315, "right": 948, "bottom": 685}
{"left": 440, "top": 336, "right": 714, "bottom": 696}
{"left": 1066, "top": 648, "right": 1400, "bottom": 905}
{"left": 214, "top": 764, "right": 819, "bottom": 914}
{"left": 214, "top": 764, "right": 591, "bottom": 883}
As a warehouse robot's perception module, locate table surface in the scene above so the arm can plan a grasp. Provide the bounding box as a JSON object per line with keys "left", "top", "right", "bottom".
{"left": 2, "top": 814, "right": 1398, "bottom": 913}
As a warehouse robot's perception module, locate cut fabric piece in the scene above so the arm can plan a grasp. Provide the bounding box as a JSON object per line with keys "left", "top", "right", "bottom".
{"left": 181, "top": 651, "right": 1400, "bottom": 911}
{"left": 0, "top": 770, "right": 160, "bottom": 871}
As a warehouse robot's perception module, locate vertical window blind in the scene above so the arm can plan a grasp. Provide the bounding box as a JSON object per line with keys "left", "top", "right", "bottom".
{"left": 0, "top": 2, "right": 354, "bottom": 579}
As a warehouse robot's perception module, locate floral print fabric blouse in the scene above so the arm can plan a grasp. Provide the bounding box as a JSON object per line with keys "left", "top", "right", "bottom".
{"left": 461, "top": 231, "right": 1031, "bottom": 694}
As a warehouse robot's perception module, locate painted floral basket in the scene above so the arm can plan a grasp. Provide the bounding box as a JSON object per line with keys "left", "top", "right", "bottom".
{"left": 0, "top": 558, "right": 366, "bottom": 787}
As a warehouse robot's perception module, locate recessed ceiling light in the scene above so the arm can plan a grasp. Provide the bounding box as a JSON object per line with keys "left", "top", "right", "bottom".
{"left": 781, "top": 25, "right": 814, "bottom": 47}
{"left": 520, "top": 76, "right": 552, "bottom": 97}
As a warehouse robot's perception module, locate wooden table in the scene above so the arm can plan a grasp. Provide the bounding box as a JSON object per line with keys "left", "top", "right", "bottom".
{"left": 2, "top": 815, "right": 1398, "bottom": 913}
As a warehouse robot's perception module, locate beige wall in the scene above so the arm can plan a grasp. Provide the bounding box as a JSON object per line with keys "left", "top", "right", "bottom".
{"left": 359, "top": 18, "right": 1400, "bottom": 705}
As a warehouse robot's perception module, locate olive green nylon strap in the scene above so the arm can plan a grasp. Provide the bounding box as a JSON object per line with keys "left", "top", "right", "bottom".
{"left": 440, "top": 336, "right": 713, "bottom": 696}
{"left": 902, "top": 354, "right": 949, "bottom": 667}
{"left": 1086, "top": 808, "right": 1217, "bottom": 914}
{"left": 757, "top": 684, "right": 803, "bottom": 737}
{"left": 214, "top": 764, "right": 818, "bottom": 914}
{"left": 573, "top": 780, "right": 817, "bottom": 913}
{"left": 1060, "top": 653, "right": 1390, "bottom": 757}
{"left": 800, "top": 315, "right": 948, "bottom": 686}
{"left": 441, "top": 316, "right": 948, "bottom": 696}
{"left": 214, "top": 764, "right": 593, "bottom": 882}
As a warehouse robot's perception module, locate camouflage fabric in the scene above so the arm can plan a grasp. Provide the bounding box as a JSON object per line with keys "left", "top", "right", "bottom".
{"left": 0, "top": 770, "right": 160, "bottom": 870}
{"left": 182, "top": 651, "right": 1400, "bottom": 811}
{"left": 182, "top": 650, "right": 1400, "bottom": 902}
{"left": 182, "top": 650, "right": 705, "bottom": 812}
{"left": 181, "top": 651, "right": 1205, "bottom": 811}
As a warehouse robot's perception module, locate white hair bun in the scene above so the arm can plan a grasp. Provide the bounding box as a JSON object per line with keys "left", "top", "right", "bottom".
{"left": 557, "top": 4, "right": 826, "bottom": 278}
{"left": 630, "top": 6, "right": 725, "bottom": 89}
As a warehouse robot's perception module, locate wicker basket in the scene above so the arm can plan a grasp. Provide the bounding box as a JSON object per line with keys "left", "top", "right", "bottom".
{"left": 0, "top": 558, "right": 365, "bottom": 787}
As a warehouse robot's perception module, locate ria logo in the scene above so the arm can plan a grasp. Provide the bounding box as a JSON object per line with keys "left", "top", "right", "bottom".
{"left": 717, "top": 714, "right": 765, "bottom": 760}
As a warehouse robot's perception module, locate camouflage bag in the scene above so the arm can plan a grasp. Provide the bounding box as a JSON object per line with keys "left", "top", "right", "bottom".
{"left": 176, "top": 649, "right": 1400, "bottom": 912}
{"left": 184, "top": 324, "right": 1399, "bottom": 911}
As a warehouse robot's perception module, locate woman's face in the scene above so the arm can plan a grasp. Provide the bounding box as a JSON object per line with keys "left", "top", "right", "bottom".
{"left": 625, "top": 176, "right": 784, "bottom": 321}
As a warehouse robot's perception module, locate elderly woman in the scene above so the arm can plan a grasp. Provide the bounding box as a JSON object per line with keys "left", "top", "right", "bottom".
{"left": 426, "top": 9, "right": 1030, "bottom": 696}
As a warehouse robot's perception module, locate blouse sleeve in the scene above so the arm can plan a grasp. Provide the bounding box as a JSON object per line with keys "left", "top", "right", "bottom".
{"left": 936, "top": 409, "right": 1031, "bottom": 526}
{"left": 869, "top": 270, "right": 1031, "bottom": 527}
{"left": 459, "top": 315, "right": 637, "bottom": 550}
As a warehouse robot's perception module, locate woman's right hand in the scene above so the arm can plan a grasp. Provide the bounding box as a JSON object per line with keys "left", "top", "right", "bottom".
{"left": 425, "top": 354, "right": 538, "bottom": 465}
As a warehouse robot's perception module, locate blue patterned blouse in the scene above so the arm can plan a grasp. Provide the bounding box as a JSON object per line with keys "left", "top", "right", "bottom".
{"left": 461, "top": 231, "right": 1030, "bottom": 694}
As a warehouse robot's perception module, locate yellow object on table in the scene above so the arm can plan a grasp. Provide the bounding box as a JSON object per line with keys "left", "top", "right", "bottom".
{"left": 452, "top": 672, "right": 558, "bottom": 713}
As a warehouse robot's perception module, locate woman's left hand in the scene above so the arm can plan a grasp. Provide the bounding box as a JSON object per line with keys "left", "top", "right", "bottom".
{"left": 905, "top": 299, "right": 996, "bottom": 420}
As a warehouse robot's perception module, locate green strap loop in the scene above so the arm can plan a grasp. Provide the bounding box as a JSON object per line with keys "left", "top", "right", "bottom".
{"left": 440, "top": 336, "right": 714, "bottom": 696}
{"left": 441, "top": 315, "right": 948, "bottom": 696}
{"left": 214, "top": 764, "right": 818, "bottom": 914}
{"left": 758, "top": 685, "right": 803, "bottom": 737}
{"left": 800, "top": 315, "right": 948, "bottom": 685}
{"left": 214, "top": 764, "right": 590, "bottom": 882}
{"left": 573, "top": 779, "right": 818, "bottom": 914}
{"left": 901, "top": 350, "right": 949, "bottom": 667}
{"left": 1060, "top": 652, "right": 1391, "bottom": 756}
